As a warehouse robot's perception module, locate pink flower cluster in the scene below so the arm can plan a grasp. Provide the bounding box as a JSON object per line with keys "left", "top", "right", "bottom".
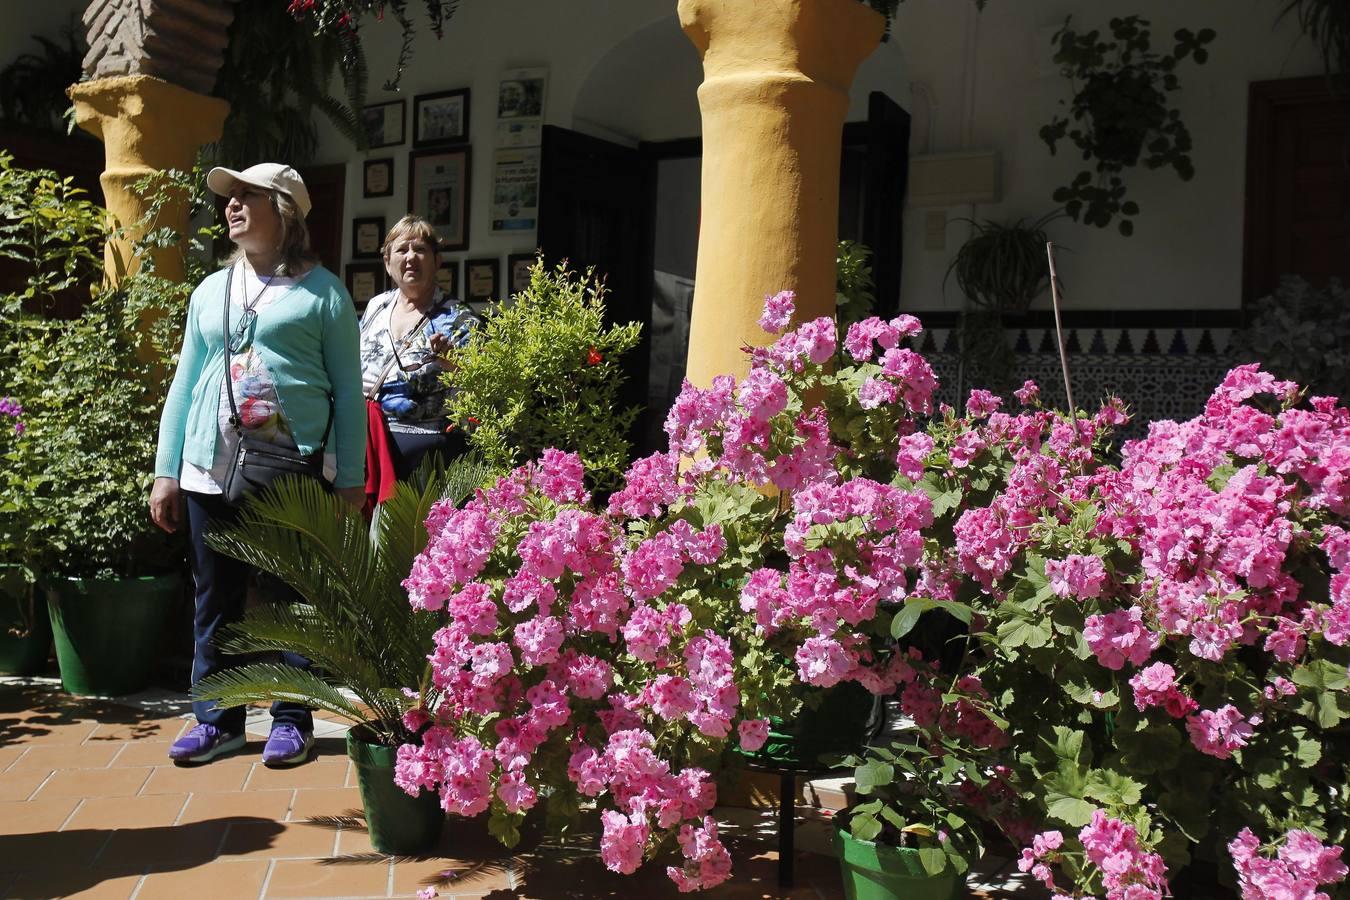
{"left": 1021, "top": 812, "right": 1169, "bottom": 900}
{"left": 1229, "top": 828, "right": 1348, "bottom": 900}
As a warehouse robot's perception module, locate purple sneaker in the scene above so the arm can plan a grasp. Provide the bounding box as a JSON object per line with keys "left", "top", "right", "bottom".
{"left": 168, "top": 723, "right": 245, "bottom": 764}
{"left": 262, "top": 724, "right": 314, "bottom": 768}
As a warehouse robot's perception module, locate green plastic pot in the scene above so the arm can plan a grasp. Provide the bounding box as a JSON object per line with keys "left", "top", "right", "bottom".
{"left": 348, "top": 728, "right": 445, "bottom": 855}
{"left": 44, "top": 573, "right": 179, "bottom": 696}
{"left": 834, "top": 825, "right": 962, "bottom": 900}
{"left": 0, "top": 577, "right": 51, "bottom": 676}
{"left": 739, "top": 681, "right": 879, "bottom": 769}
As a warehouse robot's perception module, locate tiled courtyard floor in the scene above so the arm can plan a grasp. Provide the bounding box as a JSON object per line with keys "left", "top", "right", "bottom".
{"left": 0, "top": 677, "right": 1042, "bottom": 899}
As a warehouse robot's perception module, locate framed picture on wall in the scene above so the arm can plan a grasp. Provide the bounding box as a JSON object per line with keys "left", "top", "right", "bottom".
{"left": 363, "top": 158, "right": 393, "bottom": 198}
{"left": 413, "top": 88, "right": 470, "bottom": 147}
{"left": 345, "top": 262, "right": 386, "bottom": 311}
{"left": 506, "top": 252, "right": 534, "bottom": 298}
{"left": 362, "top": 100, "right": 405, "bottom": 149}
{"left": 408, "top": 147, "right": 470, "bottom": 250}
{"left": 465, "top": 257, "right": 499, "bottom": 306}
{"left": 351, "top": 216, "right": 385, "bottom": 260}
{"left": 436, "top": 258, "right": 460, "bottom": 298}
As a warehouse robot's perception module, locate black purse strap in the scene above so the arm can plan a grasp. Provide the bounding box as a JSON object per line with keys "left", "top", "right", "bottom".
{"left": 222, "top": 263, "right": 334, "bottom": 450}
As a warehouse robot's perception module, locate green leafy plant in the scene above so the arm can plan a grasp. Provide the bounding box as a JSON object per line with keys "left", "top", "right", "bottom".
{"left": 945, "top": 213, "right": 1058, "bottom": 314}
{"left": 836, "top": 240, "right": 877, "bottom": 331}
{"left": 1234, "top": 276, "right": 1350, "bottom": 402}
{"left": 838, "top": 738, "right": 989, "bottom": 877}
{"left": 1041, "top": 16, "right": 1215, "bottom": 236}
{"left": 1281, "top": 0, "right": 1350, "bottom": 79}
{"left": 287, "top": 0, "right": 461, "bottom": 91}
{"left": 193, "top": 460, "right": 490, "bottom": 745}
{"left": 0, "top": 19, "right": 84, "bottom": 133}
{"left": 0, "top": 156, "right": 215, "bottom": 580}
{"left": 446, "top": 257, "right": 642, "bottom": 492}
{"left": 211, "top": 0, "right": 370, "bottom": 166}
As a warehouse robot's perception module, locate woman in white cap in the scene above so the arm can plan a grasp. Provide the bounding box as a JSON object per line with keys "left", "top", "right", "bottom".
{"left": 148, "top": 163, "right": 365, "bottom": 768}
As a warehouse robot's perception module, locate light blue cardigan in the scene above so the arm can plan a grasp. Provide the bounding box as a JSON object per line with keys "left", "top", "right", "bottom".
{"left": 154, "top": 265, "right": 366, "bottom": 489}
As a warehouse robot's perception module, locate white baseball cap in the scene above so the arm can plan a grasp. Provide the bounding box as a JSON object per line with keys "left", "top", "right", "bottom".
{"left": 207, "top": 163, "right": 312, "bottom": 218}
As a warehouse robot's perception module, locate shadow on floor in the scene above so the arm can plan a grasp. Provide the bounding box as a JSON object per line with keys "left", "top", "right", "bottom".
{"left": 0, "top": 681, "right": 180, "bottom": 745}
{"left": 0, "top": 816, "right": 284, "bottom": 898}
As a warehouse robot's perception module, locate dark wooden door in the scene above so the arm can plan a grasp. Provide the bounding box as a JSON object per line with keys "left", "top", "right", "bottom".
{"left": 298, "top": 163, "right": 346, "bottom": 274}
{"left": 537, "top": 125, "right": 656, "bottom": 449}
{"left": 1244, "top": 77, "right": 1350, "bottom": 302}
{"left": 861, "top": 91, "right": 910, "bottom": 318}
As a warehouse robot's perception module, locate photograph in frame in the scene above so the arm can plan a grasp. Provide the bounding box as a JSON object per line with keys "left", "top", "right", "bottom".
{"left": 363, "top": 158, "right": 394, "bottom": 198}
{"left": 362, "top": 100, "right": 406, "bottom": 149}
{"left": 465, "top": 257, "right": 500, "bottom": 307}
{"left": 413, "top": 88, "right": 470, "bottom": 148}
{"left": 436, "top": 259, "right": 460, "bottom": 299}
{"left": 408, "top": 147, "right": 471, "bottom": 250}
{"left": 495, "top": 67, "right": 547, "bottom": 148}
{"left": 345, "top": 262, "right": 386, "bottom": 311}
{"left": 351, "top": 216, "right": 385, "bottom": 260}
{"left": 507, "top": 252, "right": 535, "bottom": 298}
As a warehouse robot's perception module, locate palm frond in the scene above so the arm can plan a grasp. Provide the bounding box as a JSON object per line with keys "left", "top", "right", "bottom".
{"left": 199, "top": 456, "right": 488, "bottom": 735}
{"left": 193, "top": 663, "right": 369, "bottom": 727}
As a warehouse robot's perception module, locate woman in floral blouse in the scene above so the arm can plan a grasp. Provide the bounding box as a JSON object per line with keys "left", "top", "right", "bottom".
{"left": 359, "top": 215, "right": 479, "bottom": 478}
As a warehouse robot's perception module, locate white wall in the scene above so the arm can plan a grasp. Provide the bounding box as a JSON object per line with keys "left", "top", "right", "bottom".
{"left": 5, "top": 0, "right": 1327, "bottom": 312}
{"left": 894, "top": 0, "right": 1323, "bottom": 311}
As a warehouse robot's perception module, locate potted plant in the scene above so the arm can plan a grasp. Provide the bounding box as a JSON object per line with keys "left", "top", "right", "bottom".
{"left": 192, "top": 459, "right": 489, "bottom": 855}
{"left": 834, "top": 738, "right": 988, "bottom": 900}
{"left": 0, "top": 157, "right": 192, "bottom": 696}
{"left": 1040, "top": 15, "right": 1215, "bottom": 235}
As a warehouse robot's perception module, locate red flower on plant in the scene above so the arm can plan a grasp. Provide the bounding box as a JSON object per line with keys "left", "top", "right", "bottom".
{"left": 586, "top": 347, "right": 603, "bottom": 366}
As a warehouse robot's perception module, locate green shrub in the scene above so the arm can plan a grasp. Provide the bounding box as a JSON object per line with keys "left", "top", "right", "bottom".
{"left": 0, "top": 154, "right": 209, "bottom": 580}
{"left": 446, "top": 258, "right": 641, "bottom": 491}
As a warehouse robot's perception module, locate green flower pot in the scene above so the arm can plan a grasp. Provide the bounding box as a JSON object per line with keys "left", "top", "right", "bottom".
{"left": 740, "top": 681, "right": 879, "bottom": 769}
{"left": 348, "top": 728, "right": 445, "bottom": 855}
{"left": 834, "top": 825, "right": 962, "bottom": 900}
{"left": 0, "top": 578, "right": 51, "bottom": 676}
{"left": 44, "top": 573, "right": 179, "bottom": 696}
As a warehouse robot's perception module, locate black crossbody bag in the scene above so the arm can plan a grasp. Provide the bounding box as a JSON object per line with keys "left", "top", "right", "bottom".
{"left": 221, "top": 266, "right": 333, "bottom": 506}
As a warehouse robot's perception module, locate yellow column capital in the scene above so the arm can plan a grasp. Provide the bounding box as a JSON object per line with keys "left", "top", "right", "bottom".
{"left": 67, "top": 75, "right": 230, "bottom": 284}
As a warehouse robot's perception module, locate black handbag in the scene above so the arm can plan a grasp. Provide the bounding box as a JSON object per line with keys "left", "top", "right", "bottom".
{"left": 221, "top": 264, "right": 333, "bottom": 506}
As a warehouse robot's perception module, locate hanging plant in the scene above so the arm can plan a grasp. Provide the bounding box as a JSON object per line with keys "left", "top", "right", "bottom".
{"left": 286, "top": 0, "right": 461, "bottom": 92}
{"left": 1040, "top": 16, "right": 1215, "bottom": 236}
{"left": 0, "top": 19, "right": 84, "bottom": 134}
{"left": 1280, "top": 0, "right": 1350, "bottom": 78}
{"left": 944, "top": 211, "right": 1060, "bottom": 314}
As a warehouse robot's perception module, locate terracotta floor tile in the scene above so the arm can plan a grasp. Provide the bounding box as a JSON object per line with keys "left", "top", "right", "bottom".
{"left": 220, "top": 820, "right": 340, "bottom": 861}
{"left": 33, "top": 765, "right": 153, "bottom": 800}
{"left": 141, "top": 757, "right": 254, "bottom": 794}
{"left": 87, "top": 717, "right": 191, "bottom": 743}
{"left": 0, "top": 744, "right": 26, "bottom": 772}
{"left": 0, "top": 767, "right": 51, "bottom": 802}
{"left": 136, "top": 858, "right": 270, "bottom": 900}
{"left": 289, "top": 787, "right": 364, "bottom": 822}
{"left": 96, "top": 820, "right": 230, "bottom": 868}
{"left": 109, "top": 739, "right": 183, "bottom": 767}
{"left": 0, "top": 718, "right": 101, "bottom": 745}
{"left": 65, "top": 793, "right": 189, "bottom": 830}
{"left": 179, "top": 788, "right": 294, "bottom": 825}
{"left": 391, "top": 856, "right": 515, "bottom": 896}
{"left": 3, "top": 866, "right": 143, "bottom": 899}
{"left": 0, "top": 828, "right": 111, "bottom": 871}
{"left": 245, "top": 758, "right": 349, "bottom": 792}
{"left": 264, "top": 857, "right": 392, "bottom": 898}
{"left": 335, "top": 825, "right": 381, "bottom": 857}
{"left": 0, "top": 795, "right": 80, "bottom": 834}
{"left": 8, "top": 741, "right": 122, "bottom": 771}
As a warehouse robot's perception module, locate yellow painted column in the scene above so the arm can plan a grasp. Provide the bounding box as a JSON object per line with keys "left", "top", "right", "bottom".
{"left": 679, "top": 0, "right": 883, "bottom": 387}
{"left": 68, "top": 75, "right": 230, "bottom": 285}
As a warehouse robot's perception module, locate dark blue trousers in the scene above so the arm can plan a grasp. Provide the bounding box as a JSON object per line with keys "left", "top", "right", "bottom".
{"left": 185, "top": 491, "right": 313, "bottom": 733}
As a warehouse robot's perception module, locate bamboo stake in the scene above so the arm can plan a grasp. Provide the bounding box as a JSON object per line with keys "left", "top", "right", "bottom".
{"left": 1046, "top": 241, "right": 1075, "bottom": 418}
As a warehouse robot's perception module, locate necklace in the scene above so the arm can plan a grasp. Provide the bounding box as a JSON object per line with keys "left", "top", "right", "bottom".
{"left": 228, "top": 263, "right": 278, "bottom": 353}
